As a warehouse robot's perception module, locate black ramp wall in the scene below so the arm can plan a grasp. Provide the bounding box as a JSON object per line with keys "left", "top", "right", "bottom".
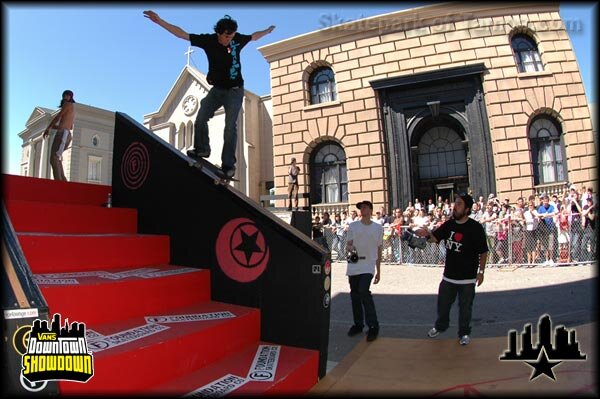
{"left": 111, "top": 113, "right": 331, "bottom": 377}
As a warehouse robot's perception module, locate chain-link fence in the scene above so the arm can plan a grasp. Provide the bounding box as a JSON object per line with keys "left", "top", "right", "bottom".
{"left": 314, "top": 221, "right": 597, "bottom": 267}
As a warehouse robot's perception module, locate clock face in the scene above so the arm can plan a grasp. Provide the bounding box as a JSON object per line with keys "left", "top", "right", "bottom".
{"left": 182, "top": 95, "right": 198, "bottom": 115}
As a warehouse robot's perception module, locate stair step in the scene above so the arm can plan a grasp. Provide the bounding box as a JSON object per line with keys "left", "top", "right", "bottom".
{"left": 3, "top": 174, "right": 111, "bottom": 206}
{"left": 17, "top": 233, "right": 170, "bottom": 273}
{"left": 6, "top": 200, "right": 138, "bottom": 234}
{"left": 154, "top": 341, "right": 319, "bottom": 396}
{"left": 36, "top": 265, "right": 211, "bottom": 326}
{"left": 57, "top": 301, "right": 261, "bottom": 394}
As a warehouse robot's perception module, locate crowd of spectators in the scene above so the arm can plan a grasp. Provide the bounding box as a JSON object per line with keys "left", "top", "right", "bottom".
{"left": 311, "top": 185, "right": 596, "bottom": 266}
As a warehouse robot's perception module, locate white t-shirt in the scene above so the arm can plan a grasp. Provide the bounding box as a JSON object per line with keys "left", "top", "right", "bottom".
{"left": 524, "top": 210, "right": 539, "bottom": 231}
{"left": 345, "top": 220, "right": 384, "bottom": 276}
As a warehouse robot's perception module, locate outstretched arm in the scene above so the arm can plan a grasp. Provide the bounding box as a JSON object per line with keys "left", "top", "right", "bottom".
{"left": 144, "top": 10, "right": 189, "bottom": 41}
{"left": 251, "top": 25, "right": 275, "bottom": 41}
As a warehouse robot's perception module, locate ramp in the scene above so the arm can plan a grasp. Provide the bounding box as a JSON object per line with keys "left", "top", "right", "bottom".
{"left": 111, "top": 112, "right": 331, "bottom": 377}
{"left": 2, "top": 111, "right": 330, "bottom": 395}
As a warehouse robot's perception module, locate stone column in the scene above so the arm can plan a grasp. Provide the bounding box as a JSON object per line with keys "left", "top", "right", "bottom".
{"left": 40, "top": 133, "right": 49, "bottom": 179}
{"left": 26, "top": 139, "right": 35, "bottom": 177}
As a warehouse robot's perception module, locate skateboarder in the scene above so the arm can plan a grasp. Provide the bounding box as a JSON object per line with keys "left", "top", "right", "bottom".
{"left": 144, "top": 11, "right": 275, "bottom": 179}
{"left": 43, "top": 90, "right": 76, "bottom": 181}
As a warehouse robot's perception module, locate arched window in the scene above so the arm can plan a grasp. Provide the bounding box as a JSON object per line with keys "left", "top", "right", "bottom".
{"left": 529, "top": 116, "right": 565, "bottom": 185}
{"left": 417, "top": 126, "right": 467, "bottom": 179}
{"left": 511, "top": 33, "right": 544, "bottom": 73}
{"left": 309, "top": 67, "right": 337, "bottom": 105}
{"left": 186, "top": 121, "right": 194, "bottom": 149}
{"left": 177, "top": 123, "right": 185, "bottom": 150}
{"left": 310, "top": 142, "right": 347, "bottom": 204}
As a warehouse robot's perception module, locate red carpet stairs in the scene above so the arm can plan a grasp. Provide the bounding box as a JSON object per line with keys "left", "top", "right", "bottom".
{"left": 4, "top": 174, "right": 319, "bottom": 395}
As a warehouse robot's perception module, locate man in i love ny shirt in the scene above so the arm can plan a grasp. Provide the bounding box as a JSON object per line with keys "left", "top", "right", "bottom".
{"left": 415, "top": 192, "right": 488, "bottom": 345}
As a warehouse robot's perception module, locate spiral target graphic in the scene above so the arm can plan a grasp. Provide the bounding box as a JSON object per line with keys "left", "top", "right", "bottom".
{"left": 121, "top": 142, "right": 150, "bottom": 190}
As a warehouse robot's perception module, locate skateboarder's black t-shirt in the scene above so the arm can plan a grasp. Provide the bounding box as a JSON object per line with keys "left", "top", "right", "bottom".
{"left": 433, "top": 218, "right": 488, "bottom": 281}
{"left": 189, "top": 33, "right": 252, "bottom": 88}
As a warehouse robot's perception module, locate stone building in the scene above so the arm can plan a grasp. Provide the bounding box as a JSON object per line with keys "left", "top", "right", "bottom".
{"left": 19, "top": 64, "right": 274, "bottom": 202}
{"left": 258, "top": 2, "right": 596, "bottom": 215}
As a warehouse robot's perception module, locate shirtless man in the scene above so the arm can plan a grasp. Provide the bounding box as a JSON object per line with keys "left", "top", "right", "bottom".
{"left": 43, "top": 90, "right": 75, "bottom": 181}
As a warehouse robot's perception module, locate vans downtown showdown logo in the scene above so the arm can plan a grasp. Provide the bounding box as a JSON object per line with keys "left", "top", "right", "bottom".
{"left": 21, "top": 313, "right": 94, "bottom": 385}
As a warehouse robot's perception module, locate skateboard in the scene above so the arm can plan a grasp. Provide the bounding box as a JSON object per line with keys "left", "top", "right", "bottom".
{"left": 212, "top": 168, "right": 239, "bottom": 185}
{"left": 187, "top": 156, "right": 238, "bottom": 185}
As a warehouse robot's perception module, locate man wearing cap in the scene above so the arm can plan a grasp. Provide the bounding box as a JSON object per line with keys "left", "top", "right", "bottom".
{"left": 345, "top": 200, "right": 383, "bottom": 342}
{"left": 415, "top": 193, "right": 488, "bottom": 345}
{"left": 43, "top": 90, "right": 76, "bottom": 181}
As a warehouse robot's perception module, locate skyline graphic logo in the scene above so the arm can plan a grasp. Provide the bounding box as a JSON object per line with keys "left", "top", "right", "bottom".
{"left": 499, "top": 314, "right": 586, "bottom": 381}
{"left": 21, "top": 313, "right": 94, "bottom": 384}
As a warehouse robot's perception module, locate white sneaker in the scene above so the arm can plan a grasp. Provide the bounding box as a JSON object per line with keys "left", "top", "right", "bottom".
{"left": 459, "top": 335, "right": 471, "bottom": 345}
{"left": 547, "top": 260, "right": 556, "bottom": 266}
{"left": 427, "top": 327, "right": 440, "bottom": 338}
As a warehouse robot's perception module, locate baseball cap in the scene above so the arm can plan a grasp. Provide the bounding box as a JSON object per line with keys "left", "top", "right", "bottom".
{"left": 356, "top": 200, "right": 373, "bottom": 210}
{"left": 61, "top": 89, "right": 75, "bottom": 103}
{"left": 456, "top": 192, "right": 474, "bottom": 210}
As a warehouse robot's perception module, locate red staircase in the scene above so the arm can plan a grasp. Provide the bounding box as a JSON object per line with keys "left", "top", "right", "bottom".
{"left": 4, "top": 174, "right": 319, "bottom": 395}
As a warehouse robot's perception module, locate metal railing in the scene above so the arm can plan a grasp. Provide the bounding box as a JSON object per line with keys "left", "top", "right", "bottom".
{"left": 312, "top": 221, "right": 597, "bottom": 267}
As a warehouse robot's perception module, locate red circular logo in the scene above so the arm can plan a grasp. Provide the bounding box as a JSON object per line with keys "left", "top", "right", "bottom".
{"left": 216, "top": 218, "right": 270, "bottom": 283}
{"left": 454, "top": 232, "right": 463, "bottom": 242}
{"left": 121, "top": 142, "right": 150, "bottom": 190}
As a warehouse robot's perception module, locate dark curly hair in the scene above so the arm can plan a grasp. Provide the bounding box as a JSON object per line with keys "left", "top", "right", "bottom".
{"left": 214, "top": 15, "right": 238, "bottom": 34}
{"left": 59, "top": 90, "right": 75, "bottom": 107}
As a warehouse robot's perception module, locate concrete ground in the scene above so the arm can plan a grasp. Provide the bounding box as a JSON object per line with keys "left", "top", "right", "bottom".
{"left": 326, "top": 262, "right": 597, "bottom": 371}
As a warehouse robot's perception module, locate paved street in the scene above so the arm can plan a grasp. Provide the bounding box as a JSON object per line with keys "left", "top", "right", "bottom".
{"left": 326, "top": 262, "right": 597, "bottom": 368}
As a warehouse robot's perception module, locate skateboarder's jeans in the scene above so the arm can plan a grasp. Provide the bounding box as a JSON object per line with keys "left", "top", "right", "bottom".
{"left": 435, "top": 279, "right": 475, "bottom": 337}
{"left": 50, "top": 129, "right": 72, "bottom": 181}
{"left": 194, "top": 86, "right": 244, "bottom": 170}
{"left": 349, "top": 274, "right": 379, "bottom": 330}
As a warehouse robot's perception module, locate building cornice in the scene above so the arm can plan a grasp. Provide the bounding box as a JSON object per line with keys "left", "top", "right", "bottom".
{"left": 370, "top": 62, "right": 487, "bottom": 90}
{"left": 151, "top": 122, "right": 176, "bottom": 130}
{"left": 258, "top": 2, "right": 559, "bottom": 62}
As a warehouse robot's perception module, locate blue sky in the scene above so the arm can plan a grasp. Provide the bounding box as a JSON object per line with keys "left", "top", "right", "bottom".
{"left": 3, "top": 3, "right": 597, "bottom": 175}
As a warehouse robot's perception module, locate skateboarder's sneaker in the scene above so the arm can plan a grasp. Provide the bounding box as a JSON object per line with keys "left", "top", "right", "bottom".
{"left": 222, "top": 166, "right": 236, "bottom": 179}
{"left": 459, "top": 335, "right": 471, "bottom": 345}
{"left": 187, "top": 149, "right": 210, "bottom": 159}
{"left": 427, "top": 327, "right": 440, "bottom": 338}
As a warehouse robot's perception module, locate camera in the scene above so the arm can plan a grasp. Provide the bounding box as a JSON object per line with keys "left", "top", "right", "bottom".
{"left": 347, "top": 249, "right": 365, "bottom": 263}
{"left": 401, "top": 229, "right": 428, "bottom": 250}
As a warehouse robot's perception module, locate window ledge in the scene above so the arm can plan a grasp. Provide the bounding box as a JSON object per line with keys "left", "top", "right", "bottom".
{"left": 517, "top": 70, "right": 553, "bottom": 79}
{"left": 534, "top": 181, "right": 569, "bottom": 195}
{"left": 303, "top": 100, "right": 341, "bottom": 112}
